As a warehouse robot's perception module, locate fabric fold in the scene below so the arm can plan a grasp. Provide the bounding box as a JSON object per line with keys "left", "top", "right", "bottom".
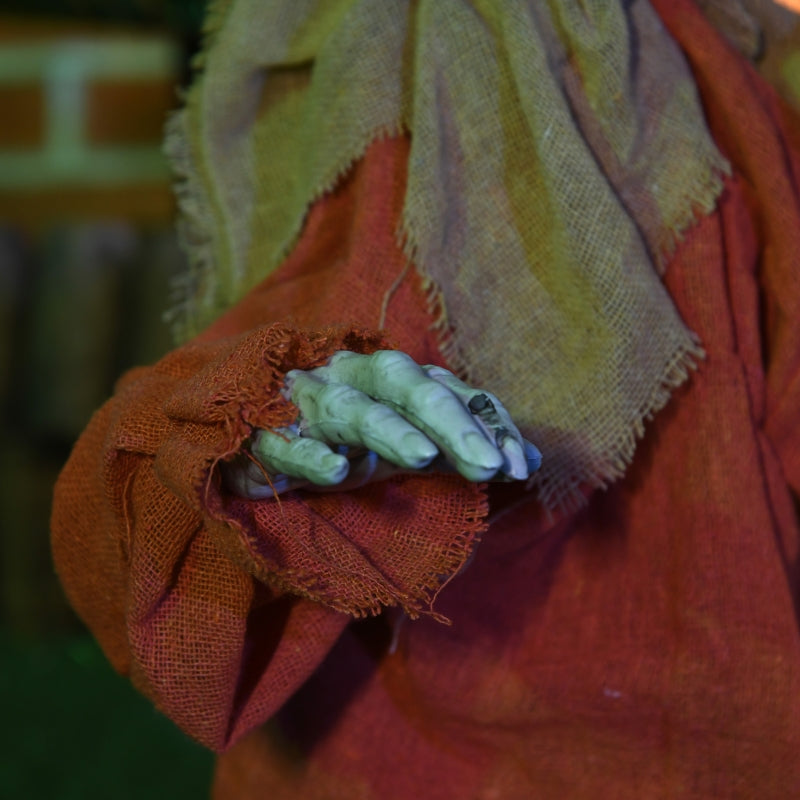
{"left": 167, "top": 0, "right": 730, "bottom": 506}
{"left": 52, "top": 139, "right": 493, "bottom": 751}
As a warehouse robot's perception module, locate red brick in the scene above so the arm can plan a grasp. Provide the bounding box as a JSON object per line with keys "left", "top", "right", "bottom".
{"left": 0, "top": 84, "right": 45, "bottom": 148}
{"left": 86, "top": 80, "right": 177, "bottom": 146}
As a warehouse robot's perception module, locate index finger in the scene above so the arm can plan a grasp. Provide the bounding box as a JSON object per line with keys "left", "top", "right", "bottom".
{"left": 320, "top": 351, "right": 503, "bottom": 482}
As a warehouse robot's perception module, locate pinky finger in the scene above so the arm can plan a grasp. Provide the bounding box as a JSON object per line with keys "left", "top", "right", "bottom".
{"left": 220, "top": 450, "right": 309, "bottom": 499}
{"left": 251, "top": 427, "right": 350, "bottom": 487}
{"left": 422, "top": 366, "right": 530, "bottom": 480}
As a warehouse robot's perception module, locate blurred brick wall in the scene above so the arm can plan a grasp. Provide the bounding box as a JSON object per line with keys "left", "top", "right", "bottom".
{"left": 0, "top": 16, "right": 187, "bottom": 635}
{"left": 0, "top": 17, "right": 180, "bottom": 224}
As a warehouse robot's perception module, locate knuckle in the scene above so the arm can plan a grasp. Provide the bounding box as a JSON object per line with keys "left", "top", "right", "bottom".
{"left": 371, "top": 349, "right": 415, "bottom": 374}
{"left": 423, "top": 364, "right": 453, "bottom": 378}
{"left": 288, "top": 372, "right": 319, "bottom": 404}
{"left": 361, "top": 402, "right": 396, "bottom": 430}
{"left": 412, "top": 380, "right": 453, "bottom": 407}
{"left": 252, "top": 428, "right": 289, "bottom": 456}
{"left": 311, "top": 382, "right": 357, "bottom": 418}
{"left": 287, "top": 437, "right": 323, "bottom": 460}
{"left": 328, "top": 350, "right": 356, "bottom": 366}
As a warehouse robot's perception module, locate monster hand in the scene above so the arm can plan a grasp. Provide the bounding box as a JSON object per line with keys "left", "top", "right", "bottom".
{"left": 223, "top": 350, "right": 541, "bottom": 499}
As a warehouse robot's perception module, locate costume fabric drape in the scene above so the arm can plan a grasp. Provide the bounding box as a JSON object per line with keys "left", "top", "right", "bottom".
{"left": 167, "top": 0, "right": 729, "bottom": 507}
{"left": 51, "top": 0, "right": 800, "bottom": 797}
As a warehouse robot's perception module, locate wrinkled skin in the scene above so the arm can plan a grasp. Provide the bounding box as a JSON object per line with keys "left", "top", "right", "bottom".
{"left": 223, "top": 350, "right": 541, "bottom": 498}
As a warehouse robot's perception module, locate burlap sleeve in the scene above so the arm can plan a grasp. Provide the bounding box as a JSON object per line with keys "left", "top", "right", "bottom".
{"left": 51, "top": 321, "right": 488, "bottom": 751}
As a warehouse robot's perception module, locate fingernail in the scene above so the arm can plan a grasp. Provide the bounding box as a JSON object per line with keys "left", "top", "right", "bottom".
{"left": 318, "top": 452, "right": 349, "bottom": 483}
{"left": 463, "top": 431, "right": 503, "bottom": 470}
{"left": 523, "top": 440, "right": 542, "bottom": 472}
{"left": 401, "top": 431, "right": 438, "bottom": 467}
{"left": 502, "top": 438, "right": 529, "bottom": 480}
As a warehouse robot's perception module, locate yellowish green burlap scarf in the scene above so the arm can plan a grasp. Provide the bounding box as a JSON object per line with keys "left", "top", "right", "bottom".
{"left": 167, "top": 0, "right": 729, "bottom": 507}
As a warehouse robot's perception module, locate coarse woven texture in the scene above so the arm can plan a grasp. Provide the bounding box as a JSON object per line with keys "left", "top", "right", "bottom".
{"left": 50, "top": 0, "right": 800, "bottom": 785}
{"left": 211, "top": 4, "right": 800, "bottom": 795}
{"left": 165, "top": 0, "right": 730, "bottom": 508}
{"left": 53, "top": 325, "right": 488, "bottom": 750}
{"left": 51, "top": 139, "right": 491, "bottom": 751}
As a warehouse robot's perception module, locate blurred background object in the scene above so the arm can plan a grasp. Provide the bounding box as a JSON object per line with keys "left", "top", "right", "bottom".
{"left": 0, "top": 3, "right": 212, "bottom": 796}
{"left": 773, "top": 0, "right": 800, "bottom": 15}
{"left": 0, "top": 28, "right": 176, "bottom": 221}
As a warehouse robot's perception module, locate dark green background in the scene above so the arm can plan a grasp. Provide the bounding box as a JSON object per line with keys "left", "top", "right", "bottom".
{"left": 1, "top": 630, "right": 214, "bottom": 798}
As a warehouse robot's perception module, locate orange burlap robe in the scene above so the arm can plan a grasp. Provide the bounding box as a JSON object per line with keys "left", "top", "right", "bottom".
{"left": 52, "top": 2, "right": 800, "bottom": 796}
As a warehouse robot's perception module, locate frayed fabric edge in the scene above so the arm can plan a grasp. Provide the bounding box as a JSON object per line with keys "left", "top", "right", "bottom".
{"left": 165, "top": 115, "right": 405, "bottom": 344}
{"left": 531, "top": 334, "right": 705, "bottom": 513}
{"left": 213, "top": 472, "right": 490, "bottom": 624}
{"left": 398, "top": 210, "right": 708, "bottom": 514}
{"left": 163, "top": 107, "right": 218, "bottom": 345}
{"left": 653, "top": 157, "right": 732, "bottom": 270}
{"left": 162, "top": 0, "right": 239, "bottom": 344}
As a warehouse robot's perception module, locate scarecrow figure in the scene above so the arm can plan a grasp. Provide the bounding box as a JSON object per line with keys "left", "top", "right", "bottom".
{"left": 53, "top": 1, "right": 800, "bottom": 796}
